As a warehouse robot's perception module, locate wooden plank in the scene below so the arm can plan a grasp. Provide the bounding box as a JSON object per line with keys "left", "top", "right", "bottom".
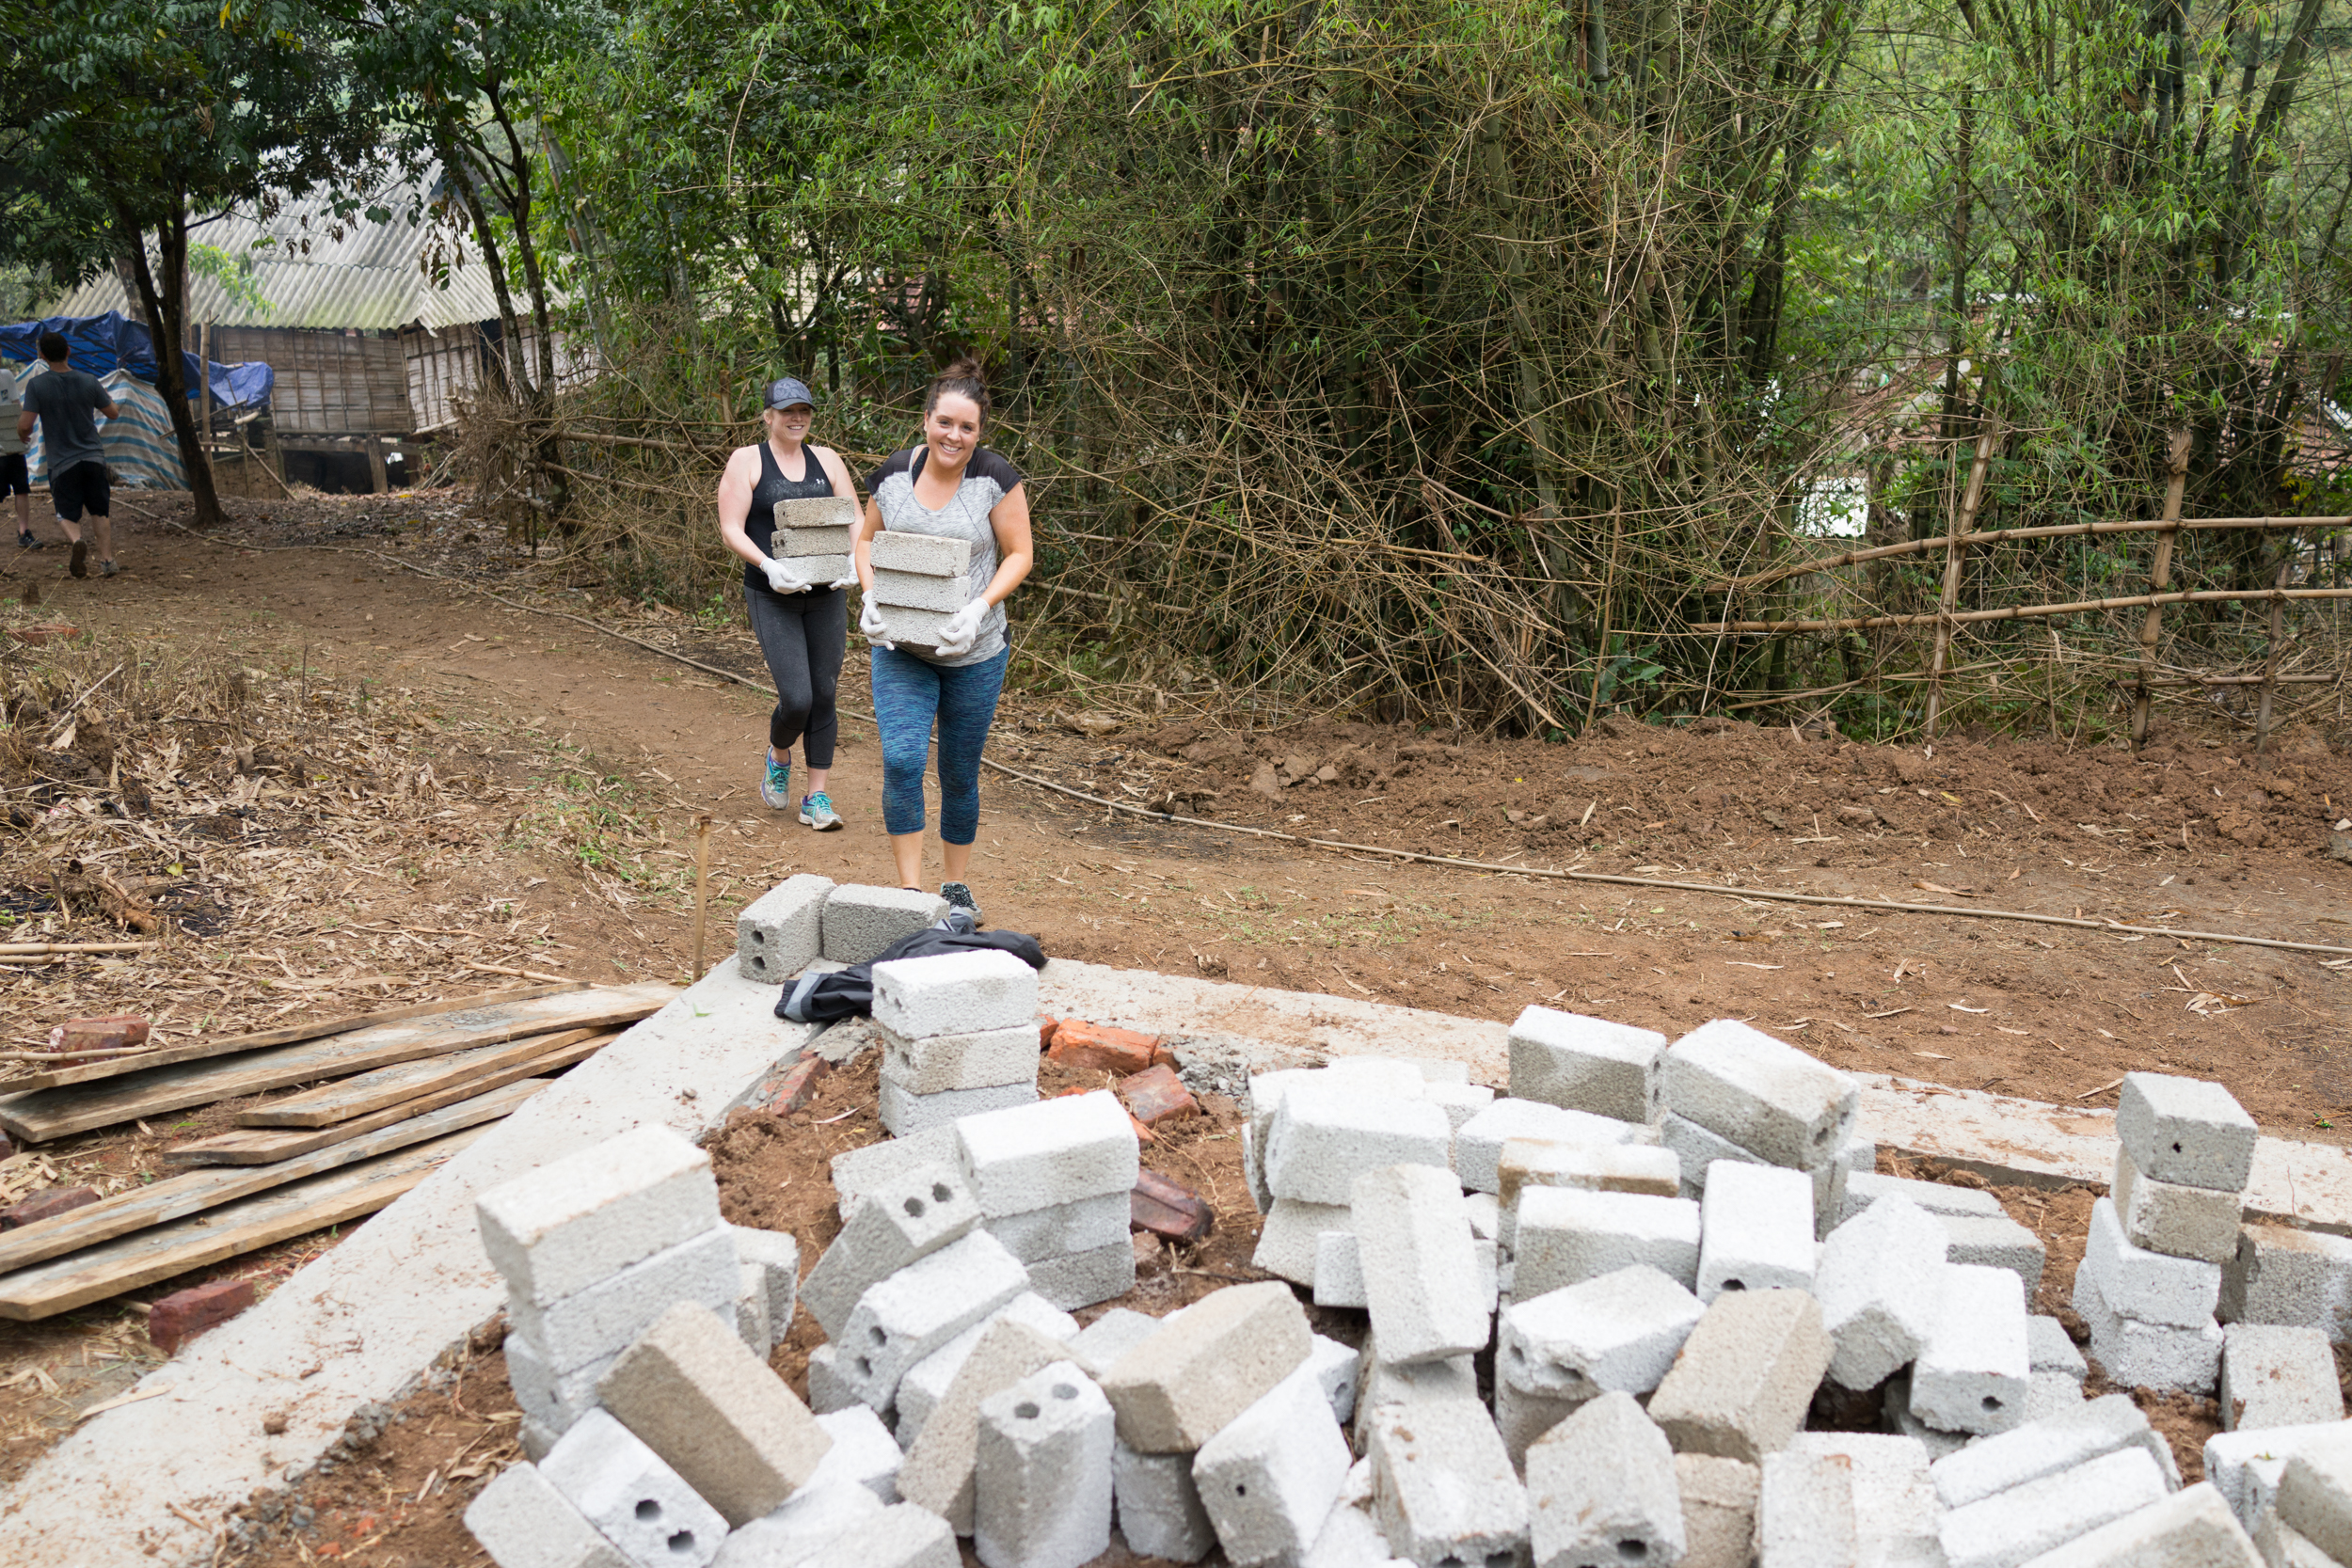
{"left": 234, "top": 1027, "right": 608, "bottom": 1129}
{"left": 0, "top": 1091, "right": 538, "bottom": 1275}
{"left": 166, "top": 1069, "right": 558, "bottom": 1167}
{"left": 0, "top": 1128, "right": 487, "bottom": 1320}
{"left": 0, "top": 983, "right": 675, "bottom": 1143}
{"left": 0, "top": 982, "right": 582, "bottom": 1093}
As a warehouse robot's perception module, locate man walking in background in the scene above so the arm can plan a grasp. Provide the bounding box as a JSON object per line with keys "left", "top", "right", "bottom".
{"left": 0, "top": 371, "right": 29, "bottom": 549}
{"left": 17, "top": 329, "right": 121, "bottom": 578}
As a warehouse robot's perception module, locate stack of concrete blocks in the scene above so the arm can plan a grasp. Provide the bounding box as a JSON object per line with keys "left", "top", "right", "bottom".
{"left": 474, "top": 1126, "right": 797, "bottom": 1464}
{"left": 2072, "top": 1071, "right": 2258, "bottom": 1394}
{"left": 955, "top": 1089, "right": 1142, "bottom": 1310}
{"left": 871, "top": 949, "right": 1041, "bottom": 1135}
{"left": 771, "top": 495, "right": 856, "bottom": 587}
{"left": 1656, "top": 1016, "right": 1865, "bottom": 1239}
{"left": 867, "top": 531, "right": 973, "bottom": 654}
{"left": 736, "top": 875, "right": 949, "bottom": 979}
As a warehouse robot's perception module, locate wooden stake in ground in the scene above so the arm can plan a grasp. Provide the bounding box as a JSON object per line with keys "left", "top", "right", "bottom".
{"left": 691, "top": 811, "right": 713, "bottom": 979}
{"left": 2132, "top": 431, "right": 2194, "bottom": 750}
{"left": 2257, "top": 556, "right": 2292, "bottom": 754}
{"left": 1926, "top": 420, "right": 1997, "bottom": 739}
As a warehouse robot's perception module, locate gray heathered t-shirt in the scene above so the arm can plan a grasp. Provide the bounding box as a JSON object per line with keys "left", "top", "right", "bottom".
{"left": 865, "top": 446, "right": 1024, "bottom": 667}
{"left": 24, "top": 366, "right": 111, "bottom": 472}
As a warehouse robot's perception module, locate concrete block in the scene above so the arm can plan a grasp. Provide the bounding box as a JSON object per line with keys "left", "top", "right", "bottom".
{"left": 1506, "top": 1006, "right": 1668, "bottom": 1124}
{"left": 804, "top": 1404, "right": 902, "bottom": 1502}
{"left": 1786, "top": 1432, "right": 1943, "bottom": 1568}
{"left": 898, "top": 1293, "right": 1081, "bottom": 1448}
{"left": 1658, "top": 1111, "right": 1764, "bottom": 1197}
{"left": 1301, "top": 1468, "right": 1391, "bottom": 1568}
{"left": 1317, "top": 1229, "right": 1369, "bottom": 1308}
{"left": 1947, "top": 1212, "right": 2049, "bottom": 1299}
{"left": 1254, "top": 1197, "right": 1349, "bottom": 1286}
{"left": 881, "top": 1022, "right": 1039, "bottom": 1094}
{"left": 597, "top": 1301, "right": 832, "bottom": 1527}
{"left": 974, "top": 1361, "right": 1115, "bottom": 1568}
{"left": 2119, "top": 1072, "right": 2259, "bottom": 1194}
{"left": 2117, "top": 1145, "right": 2244, "bottom": 1265}
{"left": 1306, "top": 1333, "right": 1360, "bottom": 1425}
{"left": 1501, "top": 1264, "right": 1704, "bottom": 1409}
{"left": 2018, "top": 1482, "right": 2263, "bottom": 1568}
{"left": 1023, "top": 1241, "right": 1136, "bottom": 1310}
{"left": 1938, "top": 1447, "right": 2169, "bottom": 1568}
{"left": 464, "top": 1462, "right": 632, "bottom": 1568}
{"left": 1499, "top": 1139, "right": 1681, "bottom": 1245}
{"left": 1198, "top": 1364, "right": 1356, "bottom": 1566}
{"left": 1885, "top": 1374, "right": 1976, "bottom": 1462}
{"left": 837, "top": 1228, "right": 1031, "bottom": 1409}
{"left": 506, "top": 1327, "right": 612, "bottom": 1437}
{"left": 869, "top": 530, "right": 973, "bottom": 578}
{"left": 879, "top": 1076, "right": 1038, "bottom": 1135}
{"left": 1814, "top": 1193, "right": 1948, "bottom": 1390}
{"left": 1513, "top": 1186, "right": 1701, "bottom": 1298}
{"left": 1365, "top": 1401, "right": 1528, "bottom": 1568}
{"left": 729, "top": 1226, "right": 798, "bottom": 1348}
{"left": 2206, "top": 1425, "right": 2352, "bottom": 1529}
{"left": 796, "top": 1502, "right": 958, "bottom": 1568}
{"left": 1697, "top": 1161, "right": 1817, "bottom": 1300}
{"left": 1356, "top": 1341, "right": 1483, "bottom": 1449}
{"left": 1647, "top": 1287, "right": 1833, "bottom": 1464}
{"left": 1525, "top": 1390, "right": 1682, "bottom": 1568}
{"left": 983, "top": 1191, "right": 1128, "bottom": 1266}
{"left": 821, "top": 885, "right": 949, "bottom": 963}
{"left": 802, "top": 1161, "right": 982, "bottom": 1339}
{"left": 1423, "top": 1081, "right": 1497, "bottom": 1136}
{"left": 1455, "top": 1098, "right": 1643, "bottom": 1196}
{"left": 709, "top": 1481, "right": 885, "bottom": 1568}
{"left": 1102, "top": 1279, "right": 1311, "bottom": 1452}
{"left": 736, "top": 874, "right": 834, "bottom": 983}
{"left": 2222, "top": 1324, "right": 2344, "bottom": 1432}
{"left": 2084, "top": 1196, "right": 2222, "bottom": 1328}
{"left": 508, "top": 1225, "right": 739, "bottom": 1375}
{"left": 1676, "top": 1454, "right": 1761, "bottom": 1568}
{"left": 831, "top": 1125, "right": 961, "bottom": 1218}
{"left": 1266, "top": 1081, "right": 1454, "bottom": 1205}
{"left": 1914, "top": 1262, "right": 2030, "bottom": 1436}
{"left": 2073, "top": 1267, "right": 2224, "bottom": 1393}
{"left": 1118, "top": 1441, "right": 1216, "bottom": 1562}
{"left": 478, "top": 1124, "right": 721, "bottom": 1307}
{"left": 776, "top": 515, "right": 855, "bottom": 550}
{"left": 956, "top": 1090, "right": 1139, "bottom": 1217}
{"left": 1841, "top": 1169, "right": 2007, "bottom": 1225}
{"left": 897, "top": 1319, "right": 1073, "bottom": 1535}
{"left": 1756, "top": 1448, "right": 1860, "bottom": 1567}
{"left": 2277, "top": 1433, "right": 2352, "bottom": 1564}
{"left": 776, "top": 552, "right": 852, "bottom": 580}
{"left": 1661, "top": 1018, "right": 1858, "bottom": 1172}
{"left": 2027, "top": 1371, "right": 2087, "bottom": 1422}
{"left": 2221, "top": 1225, "right": 2352, "bottom": 1342}
{"left": 1931, "top": 1392, "right": 2180, "bottom": 1510}
{"left": 873, "top": 948, "right": 1041, "bottom": 1040}
{"left": 1067, "top": 1307, "right": 1163, "bottom": 1379}
{"left": 2030, "top": 1315, "right": 2088, "bottom": 1381}
{"left": 1353, "top": 1164, "right": 1490, "bottom": 1366}
{"left": 871, "top": 568, "right": 972, "bottom": 612}
{"left": 542, "top": 1409, "right": 731, "bottom": 1568}
{"left": 804, "top": 1345, "right": 860, "bottom": 1415}
{"left": 2254, "top": 1503, "right": 2336, "bottom": 1568}
{"left": 776, "top": 494, "right": 858, "bottom": 531}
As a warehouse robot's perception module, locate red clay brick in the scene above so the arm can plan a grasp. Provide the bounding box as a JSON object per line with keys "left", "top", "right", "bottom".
{"left": 1047, "top": 1020, "right": 1160, "bottom": 1076}
{"left": 1131, "top": 1169, "right": 1214, "bottom": 1243}
{"left": 762, "top": 1055, "right": 830, "bottom": 1114}
{"left": 47, "top": 1014, "right": 149, "bottom": 1053}
{"left": 1118, "top": 1065, "right": 1200, "bottom": 1127}
{"left": 148, "top": 1278, "right": 257, "bottom": 1354}
{"left": 1037, "top": 1016, "right": 1060, "bottom": 1052}
{"left": 0, "top": 1186, "right": 98, "bottom": 1229}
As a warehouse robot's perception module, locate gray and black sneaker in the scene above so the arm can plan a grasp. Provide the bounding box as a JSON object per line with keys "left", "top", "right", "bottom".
{"left": 759, "top": 752, "right": 791, "bottom": 810}
{"left": 15, "top": 531, "right": 35, "bottom": 550}
{"left": 940, "top": 881, "right": 983, "bottom": 924}
{"left": 99, "top": 559, "right": 119, "bottom": 578}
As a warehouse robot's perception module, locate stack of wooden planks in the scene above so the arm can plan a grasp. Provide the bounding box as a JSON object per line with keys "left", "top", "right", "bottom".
{"left": 0, "top": 981, "right": 677, "bottom": 1319}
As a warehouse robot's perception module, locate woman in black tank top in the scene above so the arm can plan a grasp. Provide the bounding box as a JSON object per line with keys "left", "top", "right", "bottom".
{"left": 716, "top": 377, "right": 861, "bottom": 830}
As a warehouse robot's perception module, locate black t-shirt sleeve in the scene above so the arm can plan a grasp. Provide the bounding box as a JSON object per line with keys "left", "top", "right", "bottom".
{"left": 866, "top": 448, "right": 914, "bottom": 495}
{"left": 970, "top": 450, "right": 1025, "bottom": 492}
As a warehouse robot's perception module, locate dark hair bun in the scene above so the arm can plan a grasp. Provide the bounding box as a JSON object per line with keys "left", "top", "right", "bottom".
{"left": 925, "top": 356, "right": 993, "bottom": 424}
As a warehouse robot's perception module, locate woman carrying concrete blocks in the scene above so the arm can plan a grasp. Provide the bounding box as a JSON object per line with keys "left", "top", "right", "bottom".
{"left": 715, "top": 375, "right": 861, "bottom": 831}
{"left": 853, "top": 356, "right": 1036, "bottom": 922}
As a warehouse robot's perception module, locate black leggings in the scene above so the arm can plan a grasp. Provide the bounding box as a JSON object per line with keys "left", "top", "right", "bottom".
{"left": 745, "top": 585, "right": 845, "bottom": 767}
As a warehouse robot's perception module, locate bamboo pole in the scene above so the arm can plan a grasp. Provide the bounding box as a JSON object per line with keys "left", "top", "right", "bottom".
{"left": 2256, "top": 556, "right": 2292, "bottom": 753}
{"left": 2132, "top": 432, "right": 2194, "bottom": 750}
{"left": 1693, "top": 584, "right": 2352, "bottom": 636}
{"left": 1927, "top": 422, "right": 1997, "bottom": 738}
{"left": 690, "top": 813, "right": 712, "bottom": 978}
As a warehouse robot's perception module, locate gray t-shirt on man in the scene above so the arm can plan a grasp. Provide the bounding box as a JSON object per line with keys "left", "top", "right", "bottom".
{"left": 24, "top": 366, "right": 112, "bottom": 472}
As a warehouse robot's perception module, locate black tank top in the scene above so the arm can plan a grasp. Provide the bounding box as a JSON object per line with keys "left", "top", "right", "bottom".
{"left": 745, "top": 440, "right": 842, "bottom": 598}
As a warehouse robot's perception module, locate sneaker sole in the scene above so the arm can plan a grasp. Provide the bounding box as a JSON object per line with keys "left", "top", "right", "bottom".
{"left": 69, "top": 541, "right": 87, "bottom": 578}
{"left": 799, "top": 814, "right": 843, "bottom": 831}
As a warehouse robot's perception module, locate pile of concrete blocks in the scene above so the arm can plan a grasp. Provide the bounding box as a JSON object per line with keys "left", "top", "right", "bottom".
{"left": 473, "top": 1125, "right": 799, "bottom": 1463}
{"left": 2070, "top": 1071, "right": 2257, "bottom": 1394}
{"left": 873, "top": 949, "right": 1042, "bottom": 1134}
{"left": 866, "top": 531, "right": 974, "bottom": 654}
{"left": 736, "top": 876, "right": 952, "bottom": 984}
{"left": 771, "top": 495, "right": 856, "bottom": 588}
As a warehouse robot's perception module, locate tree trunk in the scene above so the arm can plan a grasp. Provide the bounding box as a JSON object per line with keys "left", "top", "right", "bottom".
{"left": 119, "top": 205, "right": 222, "bottom": 529}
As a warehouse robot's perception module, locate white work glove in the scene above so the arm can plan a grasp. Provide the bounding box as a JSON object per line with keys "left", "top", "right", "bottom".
{"left": 760, "top": 556, "right": 812, "bottom": 594}
{"left": 858, "top": 595, "right": 895, "bottom": 649}
{"left": 828, "top": 571, "right": 859, "bottom": 591}
{"left": 933, "top": 600, "right": 988, "bottom": 657}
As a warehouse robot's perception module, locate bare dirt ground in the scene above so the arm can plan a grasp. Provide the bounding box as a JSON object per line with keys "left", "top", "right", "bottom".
{"left": 1, "top": 485, "right": 2348, "bottom": 1530}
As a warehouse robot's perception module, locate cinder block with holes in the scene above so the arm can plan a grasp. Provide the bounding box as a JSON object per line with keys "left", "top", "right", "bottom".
{"left": 1023, "top": 1241, "right": 1136, "bottom": 1311}
{"left": 736, "top": 874, "right": 834, "bottom": 983}
{"left": 806, "top": 1404, "right": 903, "bottom": 1503}
{"left": 2118, "top": 1072, "right": 2258, "bottom": 1194}
{"left": 1943, "top": 1212, "right": 2047, "bottom": 1300}
{"left": 837, "top": 1228, "right": 1031, "bottom": 1410}
{"left": 1931, "top": 1391, "right": 2179, "bottom": 1512}
{"left": 2082, "top": 1196, "right": 2223, "bottom": 1329}
{"left": 708, "top": 1480, "right": 884, "bottom": 1568}
{"left": 1499, "top": 1263, "right": 1704, "bottom": 1410}
{"left": 1756, "top": 1448, "right": 1860, "bottom": 1568}
{"left": 1911, "top": 1262, "right": 2029, "bottom": 1436}
{"left": 1524, "top": 1390, "right": 1683, "bottom": 1568}
{"left": 1253, "top": 1196, "right": 1348, "bottom": 1287}
{"left": 974, "top": 1361, "right": 1116, "bottom": 1568}
{"left": 897, "top": 1292, "right": 1078, "bottom": 1449}
{"left": 801, "top": 1162, "right": 981, "bottom": 1340}
{"left": 898, "top": 1319, "right": 1073, "bottom": 1535}
{"left": 2114, "top": 1144, "right": 2243, "bottom": 1264}
{"left": 1512, "top": 1185, "right": 1701, "bottom": 1299}
{"left": 873, "top": 948, "right": 1041, "bottom": 1041}
{"left": 477, "top": 1124, "right": 722, "bottom": 1308}
{"left": 2039, "top": 1482, "right": 2267, "bottom": 1568}
{"left": 1116, "top": 1441, "right": 1216, "bottom": 1563}
{"left": 2220, "top": 1323, "right": 2344, "bottom": 1431}
{"left": 2220, "top": 1223, "right": 2352, "bottom": 1342}
{"left": 1506, "top": 1006, "right": 1668, "bottom": 1125}
{"left": 1362, "top": 1401, "right": 1528, "bottom": 1568}
{"left": 462, "top": 1461, "right": 630, "bottom": 1568}
{"left": 1193, "top": 1366, "right": 1354, "bottom": 1566}
{"left": 1695, "top": 1161, "right": 1816, "bottom": 1301}
{"left": 1813, "top": 1193, "right": 1947, "bottom": 1391}
{"left": 1840, "top": 1169, "right": 2007, "bottom": 1225}
{"left": 1784, "top": 1432, "right": 1943, "bottom": 1568}
{"left": 1498, "top": 1138, "right": 1680, "bottom": 1248}
{"left": 797, "top": 1502, "right": 960, "bottom": 1568}
{"left": 2073, "top": 1266, "right": 2223, "bottom": 1393}
{"left": 881, "top": 1021, "right": 1039, "bottom": 1094}
{"left": 1661, "top": 1018, "right": 1857, "bottom": 1172}
{"left": 540, "top": 1409, "right": 730, "bottom": 1568}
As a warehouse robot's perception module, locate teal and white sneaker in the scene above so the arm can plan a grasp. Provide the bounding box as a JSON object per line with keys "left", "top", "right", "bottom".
{"left": 759, "top": 753, "right": 792, "bottom": 810}
{"left": 799, "top": 792, "right": 843, "bottom": 832}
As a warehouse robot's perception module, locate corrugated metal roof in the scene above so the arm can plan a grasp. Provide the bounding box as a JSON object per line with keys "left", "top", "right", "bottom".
{"left": 44, "top": 173, "right": 510, "bottom": 332}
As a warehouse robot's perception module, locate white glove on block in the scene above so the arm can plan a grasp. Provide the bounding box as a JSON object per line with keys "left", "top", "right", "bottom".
{"left": 858, "top": 595, "right": 894, "bottom": 649}
{"left": 828, "top": 572, "right": 859, "bottom": 591}
{"left": 761, "top": 556, "right": 812, "bottom": 594}
{"left": 933, "top": 600, "right": 988, "bottom": 657}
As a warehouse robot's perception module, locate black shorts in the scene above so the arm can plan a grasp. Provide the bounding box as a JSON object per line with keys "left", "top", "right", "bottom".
{"left": 50, "top": 459, "right": 108, "bottom": 521}
{"left": 0, "top": 453, "right": 25, "bottom": 498}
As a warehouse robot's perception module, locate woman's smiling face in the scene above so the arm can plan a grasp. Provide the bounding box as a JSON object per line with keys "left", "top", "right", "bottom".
{"left": 925, "top": 392, "right": 983, "bottom": 467}
{"left": 764, "top": 404, "right": 813, "bottom": 442}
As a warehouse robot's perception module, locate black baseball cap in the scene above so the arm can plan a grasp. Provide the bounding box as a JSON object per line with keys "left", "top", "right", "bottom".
{"left": 764, "top": 377, "right": 817, "bottom": 411}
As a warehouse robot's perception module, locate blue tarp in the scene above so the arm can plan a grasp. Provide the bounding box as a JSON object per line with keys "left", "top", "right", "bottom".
{"left": 0, "top": 311, "right": 274, "bottom": 410}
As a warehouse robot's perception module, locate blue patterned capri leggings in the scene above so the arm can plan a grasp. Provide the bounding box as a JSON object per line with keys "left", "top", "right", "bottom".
{"left": 870, "top": 644, "right": 1010, "bottom": 844}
